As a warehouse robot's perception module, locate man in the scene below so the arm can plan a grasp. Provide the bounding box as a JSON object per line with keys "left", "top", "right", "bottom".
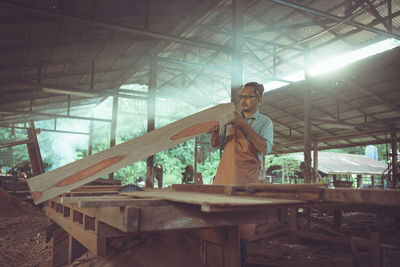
{"left": 211, "top": 82, "right": 273, "bottom": 184}
{"left": 210, "top": 82, "right": 274, "bottom": 267}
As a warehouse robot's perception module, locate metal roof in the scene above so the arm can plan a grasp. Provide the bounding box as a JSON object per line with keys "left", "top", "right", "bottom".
{"left": 0, "top": 0, "right": 399, "bottom": 152}
{"left": 261, "top": 46, "right": 400, "bottom": 153}
{"left": 292, "top": 151, "right": 388, "bottom": 175}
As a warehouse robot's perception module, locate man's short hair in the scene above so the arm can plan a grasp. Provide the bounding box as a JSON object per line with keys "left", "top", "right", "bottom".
{"left": 244, "top": 82, "right": 264, "bottom": 98}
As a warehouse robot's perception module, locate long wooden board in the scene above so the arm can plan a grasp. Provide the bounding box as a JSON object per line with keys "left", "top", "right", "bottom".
{"left": 119, "top": 191, "right": 306, "bottom": 212}
{"left": 28, "top": 103, "right": 235, "bottom": 204}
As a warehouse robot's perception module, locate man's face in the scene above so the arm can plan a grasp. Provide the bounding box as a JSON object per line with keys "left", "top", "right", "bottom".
{"left": 239, "top": 86, "right": 262, "bottom": 113}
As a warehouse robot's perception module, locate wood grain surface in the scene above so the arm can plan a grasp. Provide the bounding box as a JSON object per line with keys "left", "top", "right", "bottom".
{"left": 28, "top": 103, "right": 235, "bottom": 204}
{"left": 119, "top": 191, "right": 306, "bottom": 212}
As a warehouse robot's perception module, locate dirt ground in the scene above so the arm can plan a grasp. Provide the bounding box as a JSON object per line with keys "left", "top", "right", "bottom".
{"left": 0, "top": 187, "right": 52, "bottom": 267}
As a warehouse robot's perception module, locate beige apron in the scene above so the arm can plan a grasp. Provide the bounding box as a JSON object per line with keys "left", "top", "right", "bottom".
{"left": 213, "top": 126, "right": 260, "bottom": 185}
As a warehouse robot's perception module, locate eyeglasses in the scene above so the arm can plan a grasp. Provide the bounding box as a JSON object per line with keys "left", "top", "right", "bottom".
{"left": 238, "top": 95, "right": 258, "bottom": 100}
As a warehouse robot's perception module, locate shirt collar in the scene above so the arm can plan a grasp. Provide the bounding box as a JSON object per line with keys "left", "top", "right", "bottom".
{"left": 247, "top": 110, "right": 260, "bottom": 120}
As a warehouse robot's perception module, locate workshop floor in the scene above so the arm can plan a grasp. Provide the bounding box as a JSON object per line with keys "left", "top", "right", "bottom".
{"left": 246, "top": 211, "right": 400, "bottom": 267}
{"left": 0, "top": 187, "right": 52, "bottom": 267}
{"left": 1, "top": 186, "right": 400, "bottom": 267}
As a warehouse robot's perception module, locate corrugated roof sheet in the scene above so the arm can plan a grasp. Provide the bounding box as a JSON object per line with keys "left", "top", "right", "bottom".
{"left": 292, "top": 151, "right": 388, "bottom": 175}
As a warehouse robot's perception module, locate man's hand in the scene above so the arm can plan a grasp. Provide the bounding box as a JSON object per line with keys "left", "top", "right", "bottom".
{"left": 229, "top": 111, "right": 247, "bottom": 129}
{"left": 210, "top": 124, "right": 219, "bottom": 133}
{"left": 210, "top": 124, "right": 220, "bottom": 147}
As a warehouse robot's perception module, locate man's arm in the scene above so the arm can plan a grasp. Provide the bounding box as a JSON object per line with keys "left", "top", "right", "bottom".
{"left": 229, "top": 112, "right": 267, "bottom": 155}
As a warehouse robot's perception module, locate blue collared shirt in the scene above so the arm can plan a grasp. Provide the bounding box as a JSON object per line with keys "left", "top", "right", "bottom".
{"left": 245, "top": 110, "right": 273, "bottom": 161}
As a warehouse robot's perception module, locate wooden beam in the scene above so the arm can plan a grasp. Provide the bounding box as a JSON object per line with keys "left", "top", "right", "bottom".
{"left": 26, "top": 120, "right": 44, "bottom": 176}
{"left": 321, "top": 188, "right": 400, "bottom": 207}
{"left": 61, "top": 196, "right": 170, "bottom": 208}
{"left": 0, "top": 139, "right": 32, "bottom": 149}
{"left": 28, "top": 103, "right": 235, "bottom": 204}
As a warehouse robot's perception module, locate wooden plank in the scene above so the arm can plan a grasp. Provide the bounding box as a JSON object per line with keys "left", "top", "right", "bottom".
{"left": 61, "top": 196, "right": 170, "bottom": 208}
{"left": 119, "top": 191, "right": 306, "bottom": 212}
{"left": 172, "top": 183, "right": 325, "bottom": 195}
{"left": 28, "top": 103, "right": 235, "bottom": 204}
{"left": 321, "top": 188, "right": 400, "bottom": 207}
{"left": 172, "top": 184, "right": 229, "bottom": 194}
{"left": 71, "top": 185, "right": 121, "bottom": 192}
{"left": 51, "top": 197, "right": 138, "bottom": 232}
{"left": 136, "top": 204, "right": 285, "bottom": 231}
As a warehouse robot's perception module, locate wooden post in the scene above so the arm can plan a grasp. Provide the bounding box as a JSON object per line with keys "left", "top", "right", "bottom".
{"left": 371, "top": 175, "right": 375, "bottom": 188}
{"left": 198, "top": 226, "right": 240, "bottom": 267}
{"left": 395, "top": 215, "right": 400, "bottom": 232}
{"left": 27, "top": 120, "right": 44, "bottom": 176}
{"left": 231, "top": 0, "right": 244, "bottom": 105}
{"left": 313, "top": 140, "right": 318, "bottom": 183}
{"left": 108, "top": 96, "right": 118, "bottom": 179}
{"left": 88, "top": 117, "right": 94, "bottom": 156}
{"left": 224, "top": 226, "right": 240, "bottom": 267}
{"left": 370, "top": 233, "right": 381, "bottom": 267}
{"left": 146, "top": 59, "right": 157, "bottom": 181}
{"left": 194, "top": 136, "right": 198, "bottom": 175}
{"left": 288, "top": 208, "right": 298, "bottom": 242}
{"left": 357, "top": 174, "right": 362, "bottom": 188}
{"left": 303, "top": 47, "right": 312, "bottom": 184}
{"left": 52, "top": 228, "right": 69, "bottom": 266}
{"left": 333, "top": 210, "right": 342, "bottom": 231}
{"left": 391, "top": 130, "right": 398, "bottom": 188}
{"left": 68, "top": 235, "right": 86, "bottom": 264}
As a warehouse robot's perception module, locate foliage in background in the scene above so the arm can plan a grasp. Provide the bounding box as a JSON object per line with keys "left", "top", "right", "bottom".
{"left": 0, "top": 82, "right": 396, "bottom": 186}
{"left": 0, "top": 127, "right": 29, "bottom": 168}
{"left": 265, "top": 154, "right": 300, "bottom": 177}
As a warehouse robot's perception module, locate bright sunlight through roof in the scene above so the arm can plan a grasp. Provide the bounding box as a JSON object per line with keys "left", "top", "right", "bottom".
{"left": 264, "top": 38, "right": 400, "bottom": 92}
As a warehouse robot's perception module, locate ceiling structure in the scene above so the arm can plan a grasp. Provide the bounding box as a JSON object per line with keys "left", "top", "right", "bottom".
{"left": 0, "top": 0, "right": 400, "bottom": 153}
{"left": 262, "top": 47, "right": 400, "bottom": 153}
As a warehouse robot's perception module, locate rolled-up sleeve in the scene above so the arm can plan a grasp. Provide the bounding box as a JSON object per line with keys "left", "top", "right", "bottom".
{"left": 259, "top": 118, "right": 273, "bottom": 155}
{"left": 247, "top": 112, "right": 274, "bottom": 156}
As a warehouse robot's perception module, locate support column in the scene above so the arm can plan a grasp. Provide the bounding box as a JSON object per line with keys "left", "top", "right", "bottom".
{"left": 313, "top": 140, "right": 318, "bottom": 183}
{"left": 88, "top": 118, "right": 94, "bottom": 156}
{"left": 303, "top": 47, "right": 312, "bottom": 183}
{"left": 303, "top": 98, "right": 312, "bottom": 181}
{"left": 388, "top": 0, "right": 393, "bottom": 33}
{"left": 146, "top": 59, "right": 157, "bottom": 187}
{"left": 333, "top": 210, "right": 342, "bottom": 231}
{"left": 357, "top": 174, "right": 362, "bottom": 189}
{"left": 27, "top": 120, "right": 44, "bottom": 176}
{"left": 231, "top": 0, "right": 244, "bottom": 105}
{"left": 108, "top": 96, "right": 118, "bottom": 179}
{"left": 193, "top": 136, "right": 198, "bottom": 175}
{"left": 391, "top": 130, "right": 398, "bottom": 188}
{"left": 68, "top": 235, "right": 86, "bottom": 264}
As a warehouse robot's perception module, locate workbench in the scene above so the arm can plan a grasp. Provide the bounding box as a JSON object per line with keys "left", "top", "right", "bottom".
{"left": 45, "top": 184, "right": 400, "bottom": 267}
